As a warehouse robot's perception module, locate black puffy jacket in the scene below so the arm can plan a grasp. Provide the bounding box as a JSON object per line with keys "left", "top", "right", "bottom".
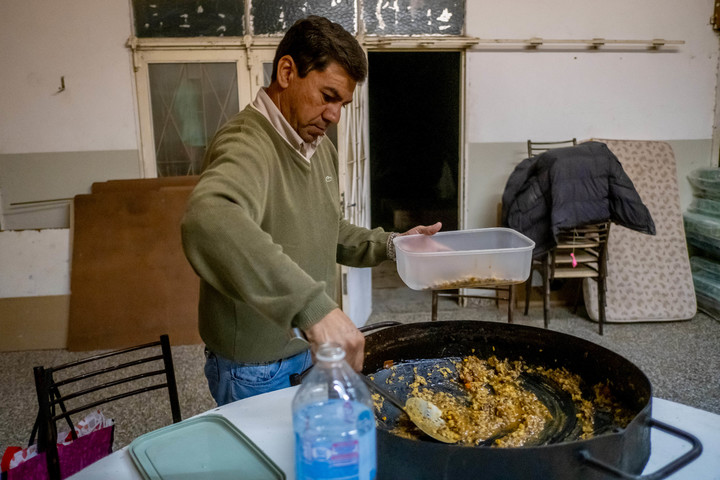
{"left": 501, "top": 141, "right": 655, "bottom": 256}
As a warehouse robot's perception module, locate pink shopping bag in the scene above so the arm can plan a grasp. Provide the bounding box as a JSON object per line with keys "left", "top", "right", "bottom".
{"left": 3, "top": 424, "right": 114, "bottom": 480}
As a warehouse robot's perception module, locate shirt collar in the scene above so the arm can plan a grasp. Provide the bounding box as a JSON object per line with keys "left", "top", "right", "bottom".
{"left": 252, "top": 87, "right": 322, "bottom": 161}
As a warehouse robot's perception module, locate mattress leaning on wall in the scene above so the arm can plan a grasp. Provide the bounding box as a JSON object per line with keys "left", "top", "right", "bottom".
{"left": 584, "top": 139, "right": 696, "bottom": 322}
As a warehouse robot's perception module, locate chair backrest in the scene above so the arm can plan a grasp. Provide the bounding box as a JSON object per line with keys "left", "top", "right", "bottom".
{"left": 30, "top": 334, "right": 181, "bottom": 480}
{"left": 555, "top": 222, "right": 610, "bottom": 247}
{"left": 527, "top": 138, "right": 577, "bottom": 158}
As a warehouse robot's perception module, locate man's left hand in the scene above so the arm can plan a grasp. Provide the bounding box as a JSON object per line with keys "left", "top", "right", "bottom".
{"left": 401, "top": 222, "right": 442, "bottom": 236}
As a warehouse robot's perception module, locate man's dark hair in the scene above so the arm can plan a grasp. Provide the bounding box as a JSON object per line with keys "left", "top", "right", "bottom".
{"left": 271, "top": 16, "right": 367, "bottom": 83}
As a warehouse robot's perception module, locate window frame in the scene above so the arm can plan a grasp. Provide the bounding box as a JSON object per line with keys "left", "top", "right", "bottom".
{"left": 129, "top": 37, "right": 278, "bottom": 177}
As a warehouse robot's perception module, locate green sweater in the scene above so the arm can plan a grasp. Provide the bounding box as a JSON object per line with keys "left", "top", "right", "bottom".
{"left": 181, "top": 106, "right": 391, "bottom": 363}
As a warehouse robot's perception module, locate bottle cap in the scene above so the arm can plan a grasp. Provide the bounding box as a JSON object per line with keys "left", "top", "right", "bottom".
{"left": 316, "top": 343, "right": 346, "bottom": 362}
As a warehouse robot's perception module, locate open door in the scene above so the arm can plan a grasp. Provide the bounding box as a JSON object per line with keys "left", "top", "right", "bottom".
{"left": 337, "top": 81, "right": 373, "bottom": 327}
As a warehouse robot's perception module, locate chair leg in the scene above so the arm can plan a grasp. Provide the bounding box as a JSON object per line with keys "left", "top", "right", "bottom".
{"left": 160, "top": 334, "right": 182, "bottom": 423}
{"left": 524, "top": 276, "right": 531, "bottom": 316}
{"left": 598, "top": 277, "right": 606, "bottom": 336}
{"left": 543, "top": 257, "right": 551, "bottom": 329}
{"left": 571, "top": 279, "right": 582, "bottom": 314}
{"left": 507, "top": 285, "right": 514, "bottom": 323}
{"left": 431, "top": 291, "right": 438, "bottom": 321}
{"left": 34, "top": 367, "right": 61, "bottom": 480}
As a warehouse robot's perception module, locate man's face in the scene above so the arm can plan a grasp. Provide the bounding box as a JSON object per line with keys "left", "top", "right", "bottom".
{"left": 281, "top": 60, "right": 357, "bottom": 143}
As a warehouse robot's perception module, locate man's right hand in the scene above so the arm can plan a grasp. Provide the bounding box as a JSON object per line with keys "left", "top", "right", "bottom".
{"left": 303, "top": 308, "right": 365, "bottom": 371}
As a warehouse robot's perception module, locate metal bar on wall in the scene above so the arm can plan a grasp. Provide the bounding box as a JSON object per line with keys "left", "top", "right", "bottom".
{"left": 470, "top": 38, "right": 684, "bottom": 50}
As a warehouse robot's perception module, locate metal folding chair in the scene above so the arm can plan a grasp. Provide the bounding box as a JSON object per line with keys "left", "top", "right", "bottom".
{"left": 29, "top": 334, "right": 181, "bottom": 479}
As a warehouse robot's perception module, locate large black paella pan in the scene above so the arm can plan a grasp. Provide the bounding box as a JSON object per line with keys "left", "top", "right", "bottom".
{"left": 360, "top": 321, "right": 701, "bottom": 480}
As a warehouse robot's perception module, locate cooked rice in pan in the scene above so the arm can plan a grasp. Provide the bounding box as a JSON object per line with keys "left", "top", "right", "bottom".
{"left": 371, "top": 355, "right": 632, "bottom": 447}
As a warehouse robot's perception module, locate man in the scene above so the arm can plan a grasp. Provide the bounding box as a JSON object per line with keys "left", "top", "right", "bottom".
{"left": 182, "top": 15, "right": 441, "bottom": 406}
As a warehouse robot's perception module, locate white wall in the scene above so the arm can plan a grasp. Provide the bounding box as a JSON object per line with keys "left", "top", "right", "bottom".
{"left": 465, "top": 0, "right": 717, "bottom": 143}
{"left": 0, "top": 0, "right": 142, "bottom": 228}
{"left": 0, "top": 230, "right": 70, "bottom": 297}
{"left": 0, "top": 0, "right": 138, "bottom": 153}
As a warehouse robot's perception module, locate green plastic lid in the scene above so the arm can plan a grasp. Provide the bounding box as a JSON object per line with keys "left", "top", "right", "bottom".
{"left": 128, "top": 414, "right": 285, "bottom": 479}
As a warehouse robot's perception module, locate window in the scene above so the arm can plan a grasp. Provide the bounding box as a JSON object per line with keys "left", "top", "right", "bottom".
{"left": 149, "top": 63, "right": 239, "bottom": 176}
{"left": 132, "top": 44, "right": 276, "bottom": 177}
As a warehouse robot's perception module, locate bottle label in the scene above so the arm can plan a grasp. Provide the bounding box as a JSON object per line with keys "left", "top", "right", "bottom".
{"left": 295, "top": 400, "right": 377, "bottom": 480}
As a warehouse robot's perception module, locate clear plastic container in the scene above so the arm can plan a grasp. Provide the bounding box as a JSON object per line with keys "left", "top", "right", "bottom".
{"left": 684, "top": 212, "right": 720, "bottom": 258}
{"left": 688, "top": 167, "right": 720, "bottom": 199}
{"left": 684, "top": 211, "right": 720, "bottom": 238}
{"left": 686, "top": 233, "right": 720, "bottom": 259}
{"left": 690, "top": 256, "right": 720, "bottom": 280}
{"left": 690, "top": 257, "right": 720, "bottom": 320}
{"left": 696, "top": 291, "right": 720, "bottom": 319}
{"left": 687, "top": 197, "right": 720, "bottom": 219}
{"left": 691, "top": 255, "right": 720, "bottom": 292}
{"left": 393, "top": 228, "right": 535, "bottom": 290}
{"left": 292, "top": 344, "right": 376, "bottom": 480}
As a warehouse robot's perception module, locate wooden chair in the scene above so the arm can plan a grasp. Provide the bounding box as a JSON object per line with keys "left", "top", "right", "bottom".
{"left": 527, "top": 138, "right": 577, "bottom": 157}
{"left": 524, "top": 222, "right": 611, "bottom": 335}
{"left": 523, "top": 139, "right": 611, "bottom": 334}
{"left": 29, "top": 334, "right": 181, "bottom": 480}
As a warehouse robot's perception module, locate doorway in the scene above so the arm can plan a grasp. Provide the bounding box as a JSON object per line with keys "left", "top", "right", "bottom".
{"left": 367, "top": 51, "right": 462, "bottom": 303}
{"left": 368, "top": 51, "right": 461, "bottom": 233}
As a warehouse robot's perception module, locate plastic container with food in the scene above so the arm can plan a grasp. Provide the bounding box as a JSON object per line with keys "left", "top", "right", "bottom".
{"left": 393, "top": 228, "right": 535, "bottom": 291}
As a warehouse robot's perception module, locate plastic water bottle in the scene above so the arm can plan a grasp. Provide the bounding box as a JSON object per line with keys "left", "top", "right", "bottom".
{"left": 292, "top": 343, "right": 377, "bottom": 480}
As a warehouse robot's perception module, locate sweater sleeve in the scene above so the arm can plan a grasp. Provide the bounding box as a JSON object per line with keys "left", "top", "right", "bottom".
{"left": 336, "top": 217, "right": 392, "bottom": 267}
{"left": 181, "top": 123, "right": 337, "bottom": 332}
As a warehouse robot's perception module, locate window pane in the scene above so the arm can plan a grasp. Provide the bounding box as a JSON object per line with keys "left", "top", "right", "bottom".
{"left": 149, "top": 63, "right": 239, "bottom": 176}
{"left": 363, "top": 0, "right": 464, "bottom": 35}
{"left": 263, "top": 62, "right": 273, "bottom": 87}
{"left": 132, "top": 0, "right": 246, "bottom": 38}
{"left": 251, "top": 1, "right": 355, "bottom": 35}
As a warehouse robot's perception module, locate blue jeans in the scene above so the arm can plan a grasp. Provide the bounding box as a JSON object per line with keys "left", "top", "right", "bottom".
{"left": 204, "top": 348, "right": 313, "bottom": 406}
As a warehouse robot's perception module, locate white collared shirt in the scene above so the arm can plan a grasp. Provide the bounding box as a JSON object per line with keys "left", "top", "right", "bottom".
{"left": 251, "top": 87, "right": 322, "bottom": 162}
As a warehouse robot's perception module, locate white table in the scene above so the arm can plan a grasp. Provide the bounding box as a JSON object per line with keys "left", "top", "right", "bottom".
{"left": 70, "top": 388, "right": 720, "bottom": 479}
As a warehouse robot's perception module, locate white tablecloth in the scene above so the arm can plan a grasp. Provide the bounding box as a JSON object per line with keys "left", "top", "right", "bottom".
{"left": 69, "top": 389, "right": 720, "bottom": 480}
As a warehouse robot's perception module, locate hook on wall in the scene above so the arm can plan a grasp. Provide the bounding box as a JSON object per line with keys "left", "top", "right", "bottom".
{"left": 55, "top": 76, "right": 66, "bottom": 94}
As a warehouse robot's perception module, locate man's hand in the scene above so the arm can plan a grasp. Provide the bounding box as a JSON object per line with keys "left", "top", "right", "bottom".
{"left": 401, "top": 222, "right": 442, "bottom": 236}
{"left": 303, "top": 308, "right": 365, "bottom": 371}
